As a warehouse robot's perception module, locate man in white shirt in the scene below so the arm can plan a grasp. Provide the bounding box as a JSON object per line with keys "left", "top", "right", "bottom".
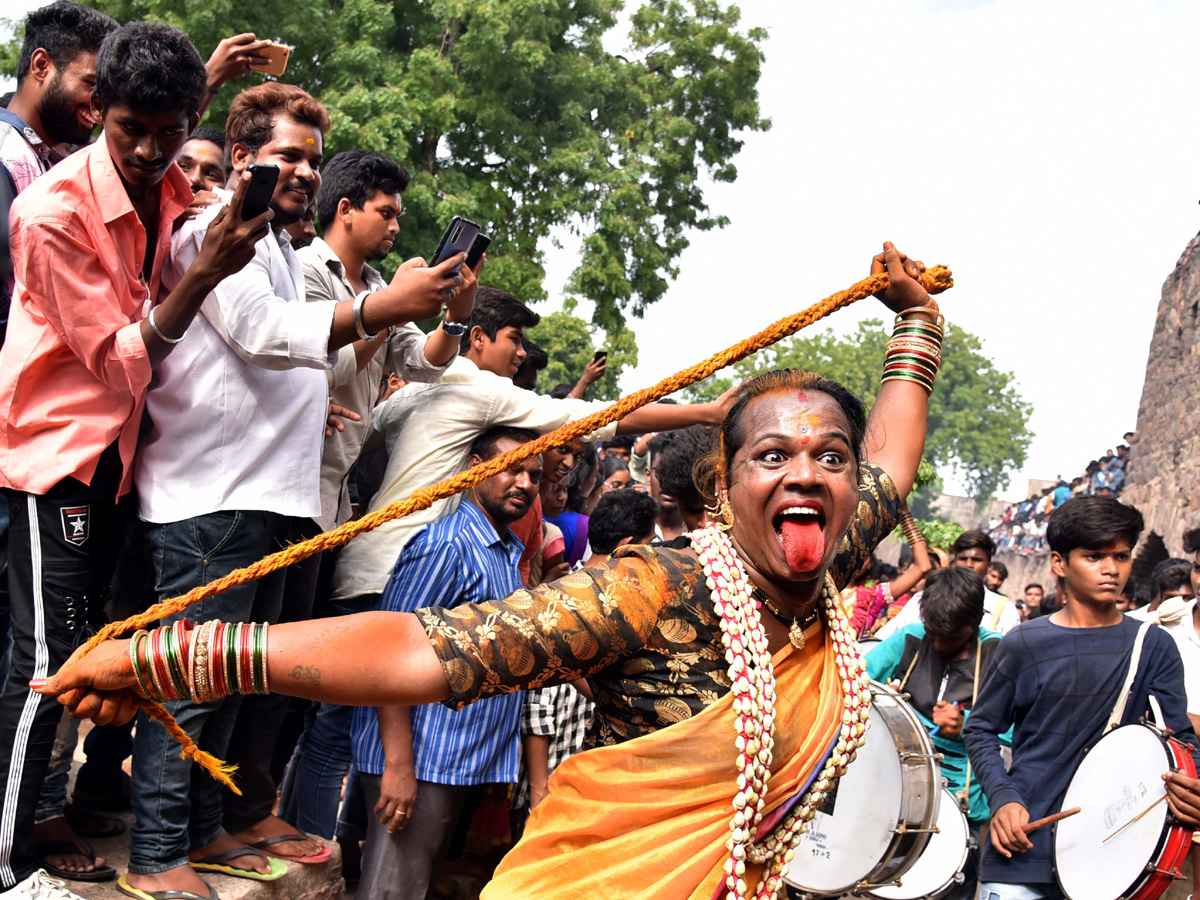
{"left": 275, "top": 149, "right": 473, "bottom": 838}
{"left": 876, "top": 531, "right": 1022, "bottom": 638}
{"left": 128, "top": 84, "right": 473, "bottom": 900}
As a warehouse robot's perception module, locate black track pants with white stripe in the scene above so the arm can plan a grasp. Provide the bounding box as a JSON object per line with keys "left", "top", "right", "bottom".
{"left": 0, "top": 469, "right": 122, "bottom": 888}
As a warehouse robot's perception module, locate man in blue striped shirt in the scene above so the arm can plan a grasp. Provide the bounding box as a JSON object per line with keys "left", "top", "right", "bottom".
{"left": 350, "top": 426, "right": 540, "bottom": 900}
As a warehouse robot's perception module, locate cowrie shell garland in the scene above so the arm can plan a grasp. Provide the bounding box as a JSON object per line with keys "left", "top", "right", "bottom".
{"left": 690, "top": 525, "right": 873, "bottom": 900}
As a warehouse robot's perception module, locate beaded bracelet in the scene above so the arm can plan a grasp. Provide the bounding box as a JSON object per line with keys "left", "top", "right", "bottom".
{"left": 129, "top": 619, "right": 270, "bottom": 704}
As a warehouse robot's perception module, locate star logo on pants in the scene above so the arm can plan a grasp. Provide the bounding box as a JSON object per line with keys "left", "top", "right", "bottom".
{"left": 60, "top": 506, "right": 90, "bottom": 546}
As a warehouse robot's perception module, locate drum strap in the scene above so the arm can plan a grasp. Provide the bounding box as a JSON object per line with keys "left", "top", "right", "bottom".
{"left": 958, "top": 638, "right": 984, "bottom": 811}
{"left": 989, "top": 595, "right": 1008, "bottom": 632}
{"left": 1105, "top": 621, "right": 1153, "bottom": 735}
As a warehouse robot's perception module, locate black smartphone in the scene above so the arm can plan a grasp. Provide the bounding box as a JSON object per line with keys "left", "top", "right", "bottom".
{"left": 593, "top": 350, "right": 608, "bottom": 363}
{"left": 430, "top": 216, "right": 481, "bottom": 275}
{"left": 241, "top": 163, "right": 279, "bottom": 220}
{"left": 465, "top": 233, "right": 491, "bottom": 271}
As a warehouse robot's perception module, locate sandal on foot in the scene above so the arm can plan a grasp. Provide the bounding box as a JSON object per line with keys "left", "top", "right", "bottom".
{"left": 31, "top": 840, "right": 116, "bottom": 883}
{"left": 116, "top": 874, "right": 220, "bottom": 900}
{"left": 249, "top": 832, "right": 333, "bottom": 865}
{"left": 188, "top": 846, "right": 288, "bottom": 881}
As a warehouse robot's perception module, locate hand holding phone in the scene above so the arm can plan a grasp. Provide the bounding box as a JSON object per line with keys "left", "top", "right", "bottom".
{"left": 249, "top": 42, "right": 290, "bottom": 76}
{"left": 240, "top": 163, "right": 279, "bottom": 221}
{"left": 431, "top": 217, "right": 481, "bottom": 276}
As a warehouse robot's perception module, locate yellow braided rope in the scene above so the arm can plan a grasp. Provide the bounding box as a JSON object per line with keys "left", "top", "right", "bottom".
{"left": 83, "top": 265, "right": 953, "bottom": 788}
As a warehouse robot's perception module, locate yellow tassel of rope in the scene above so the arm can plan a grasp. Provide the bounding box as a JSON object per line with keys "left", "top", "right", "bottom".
{"left": 82, "top": 265, "right": 954, "bottom": 786}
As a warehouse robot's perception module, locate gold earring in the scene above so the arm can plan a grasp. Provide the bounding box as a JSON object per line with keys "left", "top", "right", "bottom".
{"left": 706, "top": 491, "right": 735, "bottom": 532}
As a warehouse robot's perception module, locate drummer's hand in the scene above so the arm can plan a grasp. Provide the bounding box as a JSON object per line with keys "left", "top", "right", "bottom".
{"left": 1164, "top": 771, "right": 1200, "bottom": 827}
{"left": 990, "top": 802, "right": 1033, "bottom": 857}
{"left": 931, "top": 701, "right": 964, "bottom": 739}
{"left": 870, "top": 242, "right": 935, "bottom": 315}
{"left": 30, "top": 640, "right": 141, "bottom": 724}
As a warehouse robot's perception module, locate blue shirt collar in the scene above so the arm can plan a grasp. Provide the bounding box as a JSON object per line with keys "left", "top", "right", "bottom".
{"left": 458, "top": 498, "right": 524, "bottom": 557}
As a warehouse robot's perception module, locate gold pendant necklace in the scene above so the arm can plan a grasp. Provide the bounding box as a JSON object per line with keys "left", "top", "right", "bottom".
{"left": 753, "top": 587, "right": 820, "bottom": 648}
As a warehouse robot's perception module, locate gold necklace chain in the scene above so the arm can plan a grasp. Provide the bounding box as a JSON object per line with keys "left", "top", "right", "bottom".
{"left": 752, "top": 587, "right": 820, "bottom": 648}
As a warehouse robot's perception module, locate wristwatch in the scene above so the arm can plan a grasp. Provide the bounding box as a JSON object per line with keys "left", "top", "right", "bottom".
{"left": 440, "top": 317, "right": 467, "bottom": 337}
{"left": 353, "top": 290, "right": 379, "bottom": 341}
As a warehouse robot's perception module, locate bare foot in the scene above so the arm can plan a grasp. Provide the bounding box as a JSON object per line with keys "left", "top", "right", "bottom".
{"left": 32, "top": 817, "right": 106, "bottom": 874}
{"left": 127, "top": 863, "right": 214, "bottom": 898}
{"left": 232, "top": 813, "right": 324, "bottom": 859}
{"left": 187, "top": 831, "right": 272, "bottom": 874}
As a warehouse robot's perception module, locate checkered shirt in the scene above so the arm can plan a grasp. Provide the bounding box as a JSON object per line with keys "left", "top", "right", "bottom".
{"left": 512, "top": 683, "right": 595, "bottom": 811}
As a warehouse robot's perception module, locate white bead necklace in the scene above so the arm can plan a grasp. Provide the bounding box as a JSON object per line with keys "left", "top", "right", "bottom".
{"left": 691, "top": 525, "right": 873, "bottom": 900}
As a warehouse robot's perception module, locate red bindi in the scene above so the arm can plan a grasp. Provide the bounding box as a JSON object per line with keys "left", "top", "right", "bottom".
{"left": 797, "top": 391, "right": 808, "bottom": 403}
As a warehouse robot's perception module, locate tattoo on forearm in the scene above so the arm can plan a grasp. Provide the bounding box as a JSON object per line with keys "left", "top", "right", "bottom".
{"left": 289, "top": 664, "right": 321, "bottom": 686}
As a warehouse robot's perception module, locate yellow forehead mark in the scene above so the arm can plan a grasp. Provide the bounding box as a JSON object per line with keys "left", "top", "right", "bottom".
{"left": 306, "top": 138, "right": 315, "bottom": 144}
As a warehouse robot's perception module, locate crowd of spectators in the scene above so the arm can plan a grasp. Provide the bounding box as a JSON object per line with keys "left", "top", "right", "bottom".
{"left": 0, "top": 5, "right": 741, "bottom": 895}
{"left": 986, "top": 432, "right": 1134, "bottom": 557}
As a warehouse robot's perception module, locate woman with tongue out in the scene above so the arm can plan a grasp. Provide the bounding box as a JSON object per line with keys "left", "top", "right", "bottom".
{"left": 38, "top": 244, "right": 939, "bottom": 900}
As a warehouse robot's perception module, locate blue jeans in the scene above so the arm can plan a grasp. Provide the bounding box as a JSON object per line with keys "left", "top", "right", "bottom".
{"left": 979, "top": 884, "right": 1061, "bottom": 900}
{"left": 128, "top": 510, "right": 294, "bottom": 874}
{"left": 277, "top": 592, "right": 378, "bottom": 838}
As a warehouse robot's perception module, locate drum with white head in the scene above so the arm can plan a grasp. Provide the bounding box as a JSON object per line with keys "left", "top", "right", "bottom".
{"left": 867, "top": 786, "right": 972, "bottom": 900}
{"left": 1054, "top": 722, "right": 1197, "bottom": 900}
{"left": 784, "top": 682, "right": 939, "bottom": 897}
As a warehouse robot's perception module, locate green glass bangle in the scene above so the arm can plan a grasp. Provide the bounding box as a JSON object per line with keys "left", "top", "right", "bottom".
{"left": 882, "top": 371, "right": 934, "bottom": 393}
{"left": 233, "top": 623, "right": 246, "bottom": 695}
{"left": 257, "top": 623, "right": 269, "bottom": 694}
{"left": 256, "top": 623, "right": 268, "bottom": 694}
{"left": 249, "top": 623, "right": 262, "bottom": 694}
{"left": 162, "top": 625, "right": 188, "bottom": 700}
{"left": 224, "top": 620, "right": 238, "bottom": 697}
{"left": 130, "top": 631, "right": 157, "bottom": 702}
{"left": 885, "top": 354, "right": 939, "bottom": 375}
{"left": 892, "top": 324, "right": 944, "bottom": 341}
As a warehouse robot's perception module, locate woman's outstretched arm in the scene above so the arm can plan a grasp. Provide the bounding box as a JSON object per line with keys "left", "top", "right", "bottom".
{"left": 34, "top": 611, "right": 451, "bottom": 724}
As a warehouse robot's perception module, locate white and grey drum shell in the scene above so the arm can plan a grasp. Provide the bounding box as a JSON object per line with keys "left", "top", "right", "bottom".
{"left": 867, "top": 786, "right": 972, "bottom": 900}
{"left": 784, "top": 681, "right": 940, "bottom": 897}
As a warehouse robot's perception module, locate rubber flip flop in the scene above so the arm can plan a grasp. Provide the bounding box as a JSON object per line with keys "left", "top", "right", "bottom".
{"left": 31, "top": 839, "right": 117, "bottom": 883}
{"left": 116, "top": 873, "right": 220, "bottom": 900}
{"left": 188, "top": 846, "right": 288, "bottom": 881}
{"left": 249, "top": 832, "right": 333, "bottom": 865}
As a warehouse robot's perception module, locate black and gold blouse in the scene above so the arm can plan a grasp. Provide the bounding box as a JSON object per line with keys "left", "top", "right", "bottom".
{"left": 418, "top": 463, "right": 901, "bottom": 748}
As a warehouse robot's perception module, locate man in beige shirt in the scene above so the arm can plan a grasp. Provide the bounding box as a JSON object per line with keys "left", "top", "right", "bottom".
{"left": 298, "top": 149, "right": 474, "bottom": 531}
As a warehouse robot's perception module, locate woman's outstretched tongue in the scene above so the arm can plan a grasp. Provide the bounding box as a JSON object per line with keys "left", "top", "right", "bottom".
{"left": 780, "top": 518, "right": 825, "bottom": 572}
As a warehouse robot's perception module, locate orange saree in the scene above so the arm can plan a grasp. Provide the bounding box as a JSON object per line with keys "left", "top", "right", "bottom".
{"left": 483, "top": 623, "right": 844, "bottom": 899}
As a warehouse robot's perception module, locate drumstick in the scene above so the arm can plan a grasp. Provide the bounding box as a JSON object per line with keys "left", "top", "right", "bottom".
{"left": 1022, "top": 807, "right": 1081, "bottom": 834}
{"left": 1102, "top": 795, "right": 1166, "bottom": 844}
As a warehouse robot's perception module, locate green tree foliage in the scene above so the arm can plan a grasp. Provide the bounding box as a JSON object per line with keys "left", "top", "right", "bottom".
{"left": 20, "top": 0, "right": 768, "bottom": 327}
{"left": 526, "top": 298, "right": 636, "bottom": 401}
{"left": 892, "top": 517, "right": 963, "bottom": 553}
{"left": 683, "top": 319, "right": 1033, "bottom": 500}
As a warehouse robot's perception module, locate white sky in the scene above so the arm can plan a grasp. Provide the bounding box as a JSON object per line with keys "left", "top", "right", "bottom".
{"left": 7, "top": 0, "right": 1200, "bottom": 500}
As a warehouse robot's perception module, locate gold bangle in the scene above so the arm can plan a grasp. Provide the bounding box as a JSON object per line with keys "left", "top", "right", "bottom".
{"left": 895, "top": 305, "right": 944, "bottom": 327}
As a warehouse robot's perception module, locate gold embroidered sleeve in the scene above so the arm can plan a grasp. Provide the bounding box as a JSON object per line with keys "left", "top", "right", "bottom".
{"left": 418, "top": 552, "right": 677, "bottom": 710}
{"left": 828, "top": 463, "right": 902, "bottom": 591}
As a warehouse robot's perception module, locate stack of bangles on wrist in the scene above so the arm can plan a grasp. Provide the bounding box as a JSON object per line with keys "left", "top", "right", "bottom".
{"left": 882, "top": 306, "right": 944, "bottom": 395}
{"left": 898, "top": 509, "right": 925, "bottom": 546}
{"left": 129, "top": 620, "right": 268, "bottom": 704}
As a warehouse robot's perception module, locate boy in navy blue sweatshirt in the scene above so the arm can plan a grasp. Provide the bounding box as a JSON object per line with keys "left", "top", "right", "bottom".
{"left": 963, "top": 496, "right": 1200, "bottom": 900}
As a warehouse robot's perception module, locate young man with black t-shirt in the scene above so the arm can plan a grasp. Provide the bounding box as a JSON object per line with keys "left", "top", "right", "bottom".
{"left": 964, "top": 496, "right": 1200, "bottom": 900}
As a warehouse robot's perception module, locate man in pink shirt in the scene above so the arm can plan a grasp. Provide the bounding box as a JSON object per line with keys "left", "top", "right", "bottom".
{"left": 0, "top": 22, "right": 270, "bottom": 896}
